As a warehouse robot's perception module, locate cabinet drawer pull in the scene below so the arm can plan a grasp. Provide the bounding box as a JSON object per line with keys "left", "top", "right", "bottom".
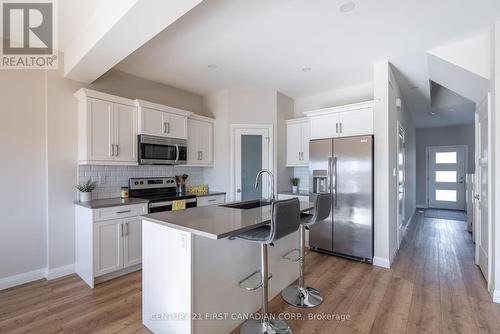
{"left": 208, "top": 199, "right": 217, "bottom": 202}
{"left": 116, "top": 210, "right": 131, "bottom": 214}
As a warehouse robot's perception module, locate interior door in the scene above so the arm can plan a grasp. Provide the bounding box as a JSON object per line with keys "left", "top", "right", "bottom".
{"left": 233, "top": 127, "right": 270, "bottom": 201}
{"left": 476, "top": 94, "right": 490, "bottom": 282}
{"left": 427, "top": 146, "right": 466, "bottom": 210}
{"left": 114, "top": 103, "right": 137, "bottom": 162}
{"left": 88, "top": 98, "right": 114, "bottom": 161}
{"left": 397, "top": 125, "right": 406, "bottom": 247}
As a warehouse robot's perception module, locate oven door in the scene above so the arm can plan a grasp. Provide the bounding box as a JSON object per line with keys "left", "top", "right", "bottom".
{"left": 138, "top": 135, "right": 187, "bottom": 165}
{"left": 149, "top": 198, "right": 197, "bottom": 213}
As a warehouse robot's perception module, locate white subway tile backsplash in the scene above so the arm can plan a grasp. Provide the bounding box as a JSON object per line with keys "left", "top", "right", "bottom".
{"left": 292, "top": 167, "right": 309, "bottom": 191}
{"left": 78, "top": 165, "right": 205, "bottom": 200}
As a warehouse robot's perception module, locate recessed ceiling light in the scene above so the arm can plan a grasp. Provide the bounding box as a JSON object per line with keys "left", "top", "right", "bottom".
{"left": 302, "top": 67, "right": 312, "bottom": 72}
{"left": 339, "top": 2, "right": 356, "bottom": 12}
{"left": 207, "top": 64, "right": 218, "bottom": 69}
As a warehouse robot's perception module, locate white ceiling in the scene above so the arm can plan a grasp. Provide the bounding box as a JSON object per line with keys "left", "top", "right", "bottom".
{"left": 115, "top": 0, "right": 500, "bottom": 99}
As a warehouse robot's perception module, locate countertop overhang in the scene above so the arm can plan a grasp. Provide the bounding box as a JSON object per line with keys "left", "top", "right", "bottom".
{"left": 142, "top": 201, "right": 314, "bottom": 240}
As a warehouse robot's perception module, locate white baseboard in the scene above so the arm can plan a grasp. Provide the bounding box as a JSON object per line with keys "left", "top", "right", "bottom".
{"left": 0, "top": 263, "right": 75, "bottom": 290}
{"left": 0, "top": 268, "right": 46, "bottom": 290}
{"left": 492, "top": 289, "right": 500, "bottom": 304}
{"left": 46, "top": 264, "right": 75, "bottom": 280}
{"left": 373, "top": 256, "right": 391, "bottom": 269}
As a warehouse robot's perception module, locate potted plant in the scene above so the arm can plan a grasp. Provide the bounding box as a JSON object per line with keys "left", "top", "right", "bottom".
{"left": 76, "top": 179, "right": 97, "bottom": 202}
{"left": 290, "top": 178, "right": 300, "bottom": 194}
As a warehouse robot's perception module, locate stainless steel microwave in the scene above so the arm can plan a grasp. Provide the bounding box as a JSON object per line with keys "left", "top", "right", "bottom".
{"left": 138, "top": 135, "right": 187, "bottom": 165}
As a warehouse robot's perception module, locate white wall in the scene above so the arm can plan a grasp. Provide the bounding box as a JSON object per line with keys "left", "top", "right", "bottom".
{"left": 415, "top": 124, "right": 475, "bottom": 206}
{"left": 372, "top": 61, "right": 417, "bottom": 268}
{"left": 0, "top": 59, "right": 205, "bottom": 284}
{"left": 294, "top": 82, "right": 374, "bottom": 116}
{"left": 203, "top": 87, "right": 282, "bottom": 201}
{"left": 276, "top": 93, "right": 294, "bottom": 192}
{"left": 0, "top": 70, "right": 48, "bottom": 279}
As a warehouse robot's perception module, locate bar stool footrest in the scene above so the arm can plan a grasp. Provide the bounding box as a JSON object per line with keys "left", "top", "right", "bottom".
{"left": 238, "top": 270, "right": 273, "bottom": 291}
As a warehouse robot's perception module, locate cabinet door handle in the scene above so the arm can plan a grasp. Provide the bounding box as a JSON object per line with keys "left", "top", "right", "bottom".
{"left": 124, "top": 223, "right": 128, "bottom": 236}
{"left": 115, "top": 144, "right": 119, "bottom": 156}
{"left": 340, "top": 123, "right": 343, "bottom": 133}
{"left": 116, "top": 210, "right": 131, "bottom": 214}
{"left": 200, "top": 151, "right": 203, "bottom": 160}
{"left": 208, "top": 198, "right": 217, "bottom": 202}
{"left": 163, "top": 122, "right": 166, "bottom": 133}
{"left": 335, "top": 123, "right": 339, "bottom": 134}
{"left": 111, "top": 144, "right": 114, "bottom": 157}
{"left": 121, "top": 224, "right": 124, "bottom": 237}
{"left": 165, "top": 122, "right": 170, "bottom": 134}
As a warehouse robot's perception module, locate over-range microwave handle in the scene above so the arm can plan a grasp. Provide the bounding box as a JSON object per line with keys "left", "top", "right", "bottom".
{"left": 175, "top": 144, "right": 180, "bottom": 162}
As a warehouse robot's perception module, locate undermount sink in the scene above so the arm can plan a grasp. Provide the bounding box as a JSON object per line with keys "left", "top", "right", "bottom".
{"left": 220, "top": 199, "right": 273, "bottom": 210}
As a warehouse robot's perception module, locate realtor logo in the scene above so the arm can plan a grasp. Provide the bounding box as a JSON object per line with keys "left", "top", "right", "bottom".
{"left": 1, "top": 0, "right": 58, "bottom": 69}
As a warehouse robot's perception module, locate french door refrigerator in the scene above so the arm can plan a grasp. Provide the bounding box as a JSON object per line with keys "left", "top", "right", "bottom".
{"left": 308, "top": 136, "right": 374, "bottom": 263}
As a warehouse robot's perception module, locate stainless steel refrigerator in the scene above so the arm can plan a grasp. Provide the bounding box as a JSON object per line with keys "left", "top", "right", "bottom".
{"left": 308, "top": 136, "right": 373, "bottom": 263}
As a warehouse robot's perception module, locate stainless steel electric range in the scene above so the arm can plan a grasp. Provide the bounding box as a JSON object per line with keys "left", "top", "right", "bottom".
{"left": 129, "top": 177, "right": 197, "bottom": 213}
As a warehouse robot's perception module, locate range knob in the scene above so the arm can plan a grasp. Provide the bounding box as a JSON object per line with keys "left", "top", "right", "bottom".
{"left": 134, "top": 181, "right": 139, "bottom": 185}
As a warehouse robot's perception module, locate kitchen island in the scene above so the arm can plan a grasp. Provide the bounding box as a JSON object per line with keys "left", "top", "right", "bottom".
{"left": 141, "top": 200, "right": 314, "bottom": 334}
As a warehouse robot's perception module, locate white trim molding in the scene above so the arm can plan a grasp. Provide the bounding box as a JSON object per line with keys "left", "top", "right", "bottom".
{"left": 46, "top": 264, "right": 75, "bottom": 281}
{"left": 492, "top": 289, "right": 500, "bottom": 304}
{"left": 373, "top": 257, "right": 391, "bottom": 269}
{"left": 0, "top": 264, "right": 75, "bottom": 290}
{"left": 0, "top": 268, "right": 46, "bottom": 290}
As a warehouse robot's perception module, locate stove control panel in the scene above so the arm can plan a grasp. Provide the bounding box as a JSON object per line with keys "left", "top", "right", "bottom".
{"left": 129, "top": 177, "right": 176, "bottom": 190}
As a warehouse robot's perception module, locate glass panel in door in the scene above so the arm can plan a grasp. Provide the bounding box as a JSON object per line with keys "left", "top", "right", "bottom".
{"left": 427, "top": 146, "right": 466, "bottom": 210}
{"left": 241, "top": 135, "right": 262, "bottom": 200}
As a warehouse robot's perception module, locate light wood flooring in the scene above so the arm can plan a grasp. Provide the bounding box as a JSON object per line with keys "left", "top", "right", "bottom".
{"left": 1, "top": 212, "right": 499, "bottom": 333}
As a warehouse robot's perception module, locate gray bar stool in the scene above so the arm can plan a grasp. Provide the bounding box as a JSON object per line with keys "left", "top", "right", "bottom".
{"left": 230, "top": 198, "right": 301, "bottom": 334}
{"left": 281, "top": 193, "right": 332, "bottom": 308}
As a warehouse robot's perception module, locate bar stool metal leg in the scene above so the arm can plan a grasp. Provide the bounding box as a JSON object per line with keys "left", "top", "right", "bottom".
{"left": 281, "top": 225, "right": 323, "bottom": 308}
{"left": 240, "top": 244, "right": 293, "bottom": 334}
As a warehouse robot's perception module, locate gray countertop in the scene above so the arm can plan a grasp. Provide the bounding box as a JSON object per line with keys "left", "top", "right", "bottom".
{"left": 142, "top": 201, "right": 315, "bottom": 240}
{"left": 74, "top": 197, "right": 149, "bottom": 209}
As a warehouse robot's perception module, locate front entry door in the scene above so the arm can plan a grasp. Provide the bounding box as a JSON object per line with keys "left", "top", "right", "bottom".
{"left": 427, "top": 146, "right": 466, "bottom": 210}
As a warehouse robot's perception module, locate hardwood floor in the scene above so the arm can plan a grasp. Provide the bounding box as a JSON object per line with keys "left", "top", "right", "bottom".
{"left": 1, "top": 212, "right": 499, "bottom": 333}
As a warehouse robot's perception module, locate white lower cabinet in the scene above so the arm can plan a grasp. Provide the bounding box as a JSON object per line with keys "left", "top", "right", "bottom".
{"left": 76, "top": 203, "right": 147, "bottom": 288}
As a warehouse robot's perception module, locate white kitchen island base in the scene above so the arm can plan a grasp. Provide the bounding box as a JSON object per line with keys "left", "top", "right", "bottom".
{"left": 142, "top": 219, "right": 300, "bottom": 334}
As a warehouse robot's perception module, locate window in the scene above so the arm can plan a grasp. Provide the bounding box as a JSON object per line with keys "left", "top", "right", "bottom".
{"left": 436, "top": 189, "right": 457, "bottom": 202}
{"left": 436, "top": 171, "right": 457, "bottom": 183}
{"left": 435, "top": 152, "right": 457, "bottom": 164}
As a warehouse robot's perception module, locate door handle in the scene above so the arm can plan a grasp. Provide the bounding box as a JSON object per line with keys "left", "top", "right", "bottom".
{"left": 111, "top": 144, "right": 115, "bottom": 157}
{"left": 474, "top": 194, "right": 480, "bottom": 200}
{"left": 115, "top": 144, "right": 119, "bottom": 156}
{"left": 163, "top": 122, "right": 166, "bottom": 133}
{"left": 165, "top": 122, "right": 170, "bottom": 134}
{"left": 237, "top": 188, "right": 241, "bottom": 193}
{"left": 200, "top": 151, "right": 203, "bottom": 160}
{"left": 336, "top": 123, "right": 339, "bottom": 134}
{"left": 116, "top": 210, "right": 131, "bottom": 214}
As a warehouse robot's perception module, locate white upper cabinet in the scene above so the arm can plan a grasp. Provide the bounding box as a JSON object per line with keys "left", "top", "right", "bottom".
{"left": 136, "top": 100, "right": 192, "bottom": 140}
{"left": 75, "top": 89, "right": 138, "bottom": 165}
{"left": 305, "top": 100, "right": 374, "bottom": 140}
{"left": 187, "top": 115, "right": 214, "bottom": 166}
{"left": 286, "top": 118, "right": 309, "bottom": 166}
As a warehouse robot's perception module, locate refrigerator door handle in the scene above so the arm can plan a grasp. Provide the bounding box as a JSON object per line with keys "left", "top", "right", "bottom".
{"left": 332, "top": 156, "right": 337, "bottom": 207}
